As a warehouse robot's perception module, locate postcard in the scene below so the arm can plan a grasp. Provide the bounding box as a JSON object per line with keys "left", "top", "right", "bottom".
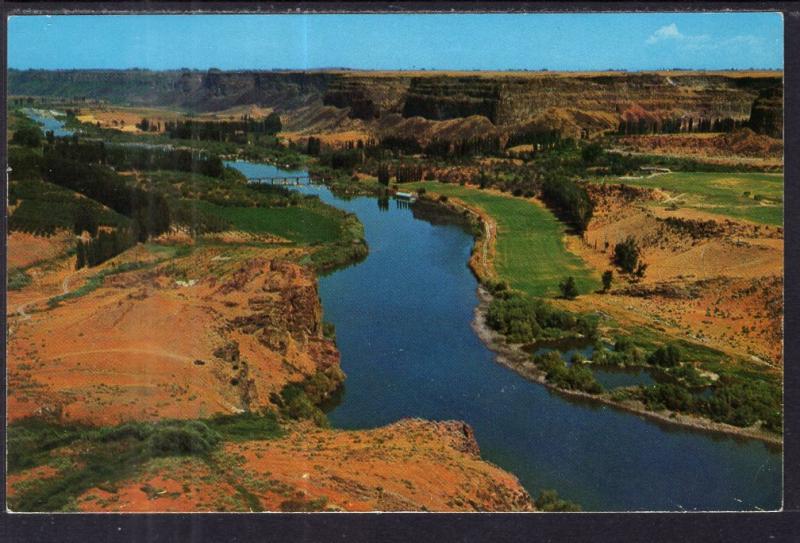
{"left": 5, "top": 11, "right": 784, "bottom": 513}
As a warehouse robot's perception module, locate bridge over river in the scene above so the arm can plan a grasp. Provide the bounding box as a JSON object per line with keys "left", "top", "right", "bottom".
{"left": 247, "top": 175, "right": 322, "bottom": 186}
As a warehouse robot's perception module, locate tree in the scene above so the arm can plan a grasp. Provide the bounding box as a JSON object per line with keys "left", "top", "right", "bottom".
{"left": 264, "top": 112, "right": 282, "bottom": 134}
{"left": 648, "top": 343, "right": 681, "bottom": 367}
{"left": 613, "top": 236, "right": 640, "bottom": 274}
{"left": 377, "top": 163, "right": 390, "bottom": 186}
{"left": 540, "top": 176, "right": 594, "bottom": 233}
{"left": 73, "top": 202, "right": 99, "bottom": 237}
{"left": 11, "top": 126, "right": 43, "bottom": 147}
{"left": 306, "top": 137, "right": 321, "bottom": 156}
{"left": 559, "top": 276, "right": 579, "bottom": 299}
{"left": 601, "top": 270, "right": 614, "bottom": 292}
{"left": 75, "top": 241, "right": 86, "bottom": 270}
{"left": 581, "top": 142, "right": 604, "bottom": 165}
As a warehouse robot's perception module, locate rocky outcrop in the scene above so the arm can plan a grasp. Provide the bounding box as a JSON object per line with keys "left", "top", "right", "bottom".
{"left": 61, "top": 418, "right": 535, "bottom": 512}
{"left": 322, "top": 77, "right": 410, "bottom": 120}
{"left": 10, "top": 70, "right": 782, "bottom": 140}
{"left": 403, "top": 77, "right": 501, "bottom": 121}
{"left": 6, "top": 251, "right": 341, "bottom": 425}
{"left": 749, "top": 86, "right": 783, "bottom": 138}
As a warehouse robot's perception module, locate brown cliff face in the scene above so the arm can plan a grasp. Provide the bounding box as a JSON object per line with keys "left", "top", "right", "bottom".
{"left": 8, "top": 244, "right": 537, "bottom": 512}
{"left": 749, "top": 86, "right": 783, "bottom": 138}
{"left": 7, "top": 248, "right": 341, "bottom": 425}
{"left": 10, "top": 69, "right": 781, "bottom": 139}
{"left": 44, "top": 419, "right": 534, "bottom": 512}
{"left": 322, "top": 77, "right": 411, "bottom": 120}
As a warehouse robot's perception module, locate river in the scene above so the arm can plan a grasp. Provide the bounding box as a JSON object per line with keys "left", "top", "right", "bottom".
{"left": 22, "top": 108, "right": 780, "bottom": 510}
{"left": 227, "top": 160, "right": 781, "bottom": 512}
{"left": 22, "top": 108, "right": 74, "bottom": 137}
{"left": 24, "top": 109, "right": 782, "bottom": 510}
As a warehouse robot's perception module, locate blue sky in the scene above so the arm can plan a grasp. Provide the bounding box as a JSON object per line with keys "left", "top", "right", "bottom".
{"left": 8, "top": 12, "right": 783, "bottom": 71}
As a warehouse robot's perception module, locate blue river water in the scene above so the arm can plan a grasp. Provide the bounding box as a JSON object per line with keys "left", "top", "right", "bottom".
{"left": 22, "top": 108, "right": 74, "bottom": 137}
{"left": 227, "top": 160, "right": 781, "bottom": 512}
{"left": 530, "top": 341, "right": 657, "bottom": 389}
{"left": 16, "top": 104, "right": 777, "bottom": 512}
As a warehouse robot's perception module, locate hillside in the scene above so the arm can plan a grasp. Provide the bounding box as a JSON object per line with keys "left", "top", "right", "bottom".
{"left": 7, "top": 235, "right": 534, "bottom": 512}
{"left": 9, "top": 69, "right": 783, "bottom": 140}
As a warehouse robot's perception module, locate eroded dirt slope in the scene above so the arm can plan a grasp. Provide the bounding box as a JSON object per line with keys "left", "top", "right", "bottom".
{"left": 7, "top": 239, "right": 533, "bottom": 512}
{"left": 564, "top": 183, "right": 783, "bottom": 366}
{"left": 8, "top": 248, "right": 340, "bottom": 425}
{"left": 49, "top": 419, "right": 533, "bottom": 512}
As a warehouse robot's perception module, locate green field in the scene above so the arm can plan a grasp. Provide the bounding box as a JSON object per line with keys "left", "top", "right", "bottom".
{"left": 196, "top": 201, "right": 342, "bottom": 244}
{"left": 407, "top": 182, "right": 599, "bottom": 297}
{"left": 606, "top": 172, "right": 784, "bottom": 226}
{"left": 9, "top": 178, "right": 131, "bottom": 236}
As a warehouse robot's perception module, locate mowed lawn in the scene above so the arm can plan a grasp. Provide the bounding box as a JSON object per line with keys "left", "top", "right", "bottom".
{"left": 608, "top": 172, "right": 783, "bottom": 226}
{"left": 407, "top": 182, "right": 599, "bottom": 298}
{"left": 196, "top": 201, "right": 341, "bottom": 244}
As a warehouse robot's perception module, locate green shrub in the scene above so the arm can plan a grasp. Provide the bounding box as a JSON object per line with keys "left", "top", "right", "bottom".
{"left": 279, "top": 497, "right": 329, "bottom": 512}
{"left": 8, "top": 269, "right": 32, "bottom": 291}
{"left": 487, "top": 291, "right": 597, "bottom": 344}
{"left": 704, "top": 378, "right": 782, "bottom": 431}
{"left": 96, "top": 422, "right": 153, "bottom": 443}
{"left": 536, "top": 489, "right": 582, "bottom": 512}
{"left": 640, "top": 383, "right": 695, "bottom": 412}
{"left": 279, "top": 383, "right": 329, "bottom": 427}
{"left": 647, "top": 344, "right": 681, "bottom": 367}
{"left": 206, "top": 412, "right": 283, "bottom": 441}
{"left": 614, "top": 236, "right": 641, "bottom": 274}
{"left": 147, "top": 421, "right": 220, "bottom": 457}
{"left": 559, "top": 276, "right": 579, "bottom": 299}
{"left": 535, "top": 351, "right": 603, "bottom": 394}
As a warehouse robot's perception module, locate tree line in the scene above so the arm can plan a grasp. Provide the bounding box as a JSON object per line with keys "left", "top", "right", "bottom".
{"left": 40, "top": 155, "right": 171, "bottom": 242}
{"left": 617, "top": 116, "right": 748, "bottom": 135}
{"left": 162, "top": 113, "right": 282, "bottom": 142}
{"left": 485, "top": 283, "right": 598, "bottom": 344}
{"left": 45, "top": 139, "right": 225, "bottom": 178}
{"left": 75, "top": 228, "right": 138, "bottom": 269}
{"left": 540, "top": 175, "right": 594, "bottom": 233}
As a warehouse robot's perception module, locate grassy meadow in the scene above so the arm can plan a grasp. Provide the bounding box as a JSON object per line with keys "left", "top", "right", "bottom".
{"left": 194, "top": 201, "right": 344, "bottom": 244}
{"left": 608, "top": 172, "right": 784, "bottom": 226}
{"left": 407, "top": 182, "right": 600, "bottom": 298}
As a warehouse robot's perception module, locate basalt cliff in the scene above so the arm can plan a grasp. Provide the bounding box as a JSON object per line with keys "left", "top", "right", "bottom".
{"left": 9, "top": 69, "right": 783, "bottom": 140}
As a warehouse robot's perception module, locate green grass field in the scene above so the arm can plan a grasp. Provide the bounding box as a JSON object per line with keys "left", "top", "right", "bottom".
{"left": 195, "top": 201, "right": 342, "bottom": 244}
{"left": 9, "top": 178, "right": 131, "bottom": 237}
{"left": 407, "top": 182, "right": 599, "bottom": 298}
{"left": 606, "top": 172, "right": 784, "bottom": 226}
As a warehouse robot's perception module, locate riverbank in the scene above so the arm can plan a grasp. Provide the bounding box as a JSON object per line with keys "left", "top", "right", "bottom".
{"left": 429, "top": 191, "right": 784, "bottom": 447}
{"left": 256, "top": 173, "right": 781, "bottom": 510}
{"left": 471, "top": 285, "right": 781, "bottom": 447}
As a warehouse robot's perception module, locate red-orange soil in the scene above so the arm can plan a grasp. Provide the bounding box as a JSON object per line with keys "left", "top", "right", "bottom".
{"left": 7, "top": 240, "right": 533, "bottom": 512}
{"left": 72, "top": 419, "right": 533, "bottom": 512}
{"left": 561, "top": 183, "right": 783, "bottom": 366}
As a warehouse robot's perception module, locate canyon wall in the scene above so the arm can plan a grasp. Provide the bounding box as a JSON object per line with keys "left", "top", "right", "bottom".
{"left": 9, "top": 69, "right": 782, "bottom": 137}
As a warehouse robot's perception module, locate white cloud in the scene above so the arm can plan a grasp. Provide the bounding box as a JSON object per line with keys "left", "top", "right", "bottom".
{"left": 646, "top": 23, "right": 762, "bottom": 54}
{"left": 647, "top": 23, "right": 683, "bottom": 44}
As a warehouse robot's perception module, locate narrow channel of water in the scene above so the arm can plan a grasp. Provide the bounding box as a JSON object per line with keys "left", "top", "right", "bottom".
{"left": 528, "top": 340, "right": 657, "bottom": 389}
{"left": 228, "top": 160, "right": 781, "bottom": 512}
{"left": 22, "top": 108, "right": 73, "bottom": 137}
